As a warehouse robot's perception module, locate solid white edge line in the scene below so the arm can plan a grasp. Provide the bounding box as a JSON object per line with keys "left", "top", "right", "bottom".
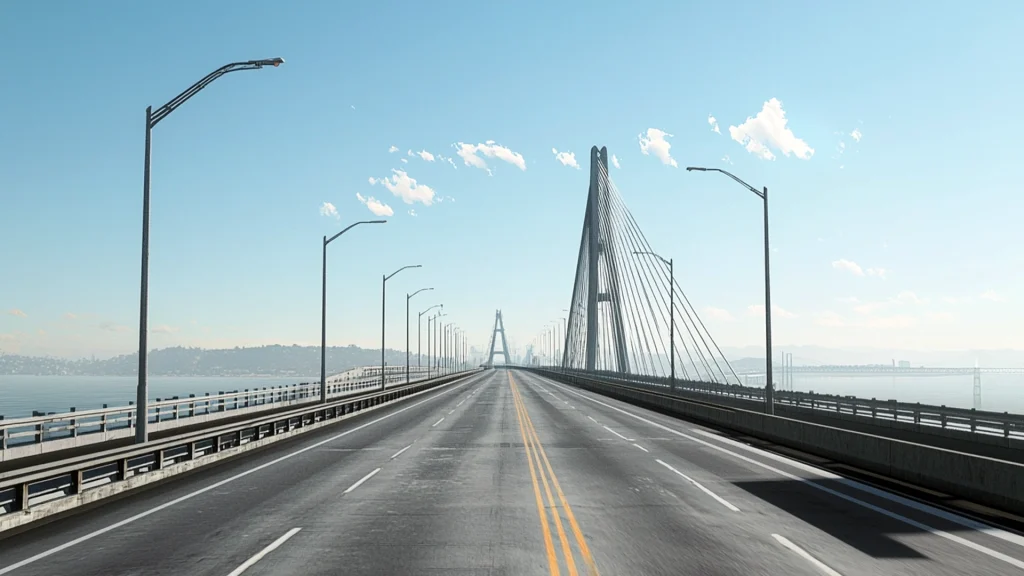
{"left": 687, "top": 428, "right": 1024, "bottom": 549}
{"left": 226, "top": 527, "right": 302, "bottom": 576}
{"left": 587, "top": 416, "right": 598, "bottom": 423}
{"left": 656, "top": 459, "right": 740, "bottom": 512}
{"left": 343, "top": 467, "right": 382, "bottom": 494}
{"left": 432, "top": 417, "right": 445, "bottom": 427}
{"left": 603, "top": 425, "right": 629, "bottom": 441}
{"left": 390, "top": 444, "right": 413, "bottom": 460}
{"left": 772, "top": 534, "right": 843, "bottom": 576}
{"left": 0, "top": 374, "right": 483, "bottom": 576}
{"left": 632, "top": 443, "right": 649, "bottom": 453}
{"left": 547, "top": 379, "right": 1024, "bottom": 570}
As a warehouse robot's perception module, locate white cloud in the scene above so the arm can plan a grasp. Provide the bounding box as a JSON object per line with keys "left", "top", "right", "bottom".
{"left": 722, "top": 154, "right": 733, "bottom": 165}
{"left": 417, "top": 150, "right": 436, "bottom": 162}
{"left": 980, "top": 290, "right": 1005, "bottom": 302}
{"left": 319, "top": 201, "right": 339, "bottom": 219}
{"left": 831, "top": 259, "right": 864, "bottom": 276}
{"left": 611, "top": 155, "right": 620, "bottom": 169}
{"left": 372, "top": 169, "right": 436, "bottom": 205}
{"left": 728, "top": 98, "right": 814, "bottom": 161}
{"left": 851, "top": 128, "right": 863, "bottom": 142}
{"left": 866, "top": 267, "right": 887, "bottom": 278}
{"left": 64, "top": 312, "right": 78, "bottom": 319}
{"left": 408, "top": 209, "right": 417, "bottom": 217}
{"left": 407, "top": 150, "right": 414, "bottom": 157}
{"left": 747, "top": 304, "right": 797, "bottom": 319}
{"left": 355, "top": 192, "right": 394, "bottom": 217}
{"left": 896, "top": 290, "right": 924, "bottom": 305}
{"left": 552, "top": 148, "right": 580, "bottom": 169}
{"left": 7, "top": 309, "right": 26, "bottom": 318}
{"left": 388, "top": 146, "right": 399, "bottom": 153}
{"left": 836, "top": 296, "right": 859, "bottom": 304}
{"left": 703, "top": 306, "right": 735, "bottom": 322}
{"left": 708, "top": 114, "right": 720, "bottom": 134}
{"left": 368, "top": 177, "right": 377, "bottom": 185}
{"left": 637, "top": 128, "right": 678, "bottom": 167}
{"left": 401, "top": 158, "right": 408, "bottom": 164}
{"left": 152, "top": 325, "right": 179, "bottom": 335}
{"left": 454, "top": 141, "right": 527, "bottom": 172}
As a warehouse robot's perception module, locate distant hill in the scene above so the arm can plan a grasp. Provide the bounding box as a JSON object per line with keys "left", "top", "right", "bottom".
{"left": 0, "top": 345, "right": 433, "bottom": 377}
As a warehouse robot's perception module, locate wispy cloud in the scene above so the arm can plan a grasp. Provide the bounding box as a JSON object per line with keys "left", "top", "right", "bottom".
{"left": 728, "top": 98, "right": 813, "bottom": 161}
{"left": 454, "top": 141, "right": 527, "bottom": 172}
{"left": 708, "top": 114, "right": 720, "bottom": 134}
{"left": 867, "top": 267, "right": 887, "bottom": 278}
{"left": 319, "top": 201, "right": 339, "bottom": 219}
{"left": 388, "top": 145, "right": 399, "bottom": 153}
{"left": 980, "top": 290, "right": 1005, "bottom": 302}
{"left": 851, "top": 128, "right": 863, "bottom": 143}
{"left": 371, "top": 169, "right": 436, "bottom": 205}
{"left": 7, "top": 309, "right": 26, "bottom": 318}
{"left": 356, "top": 192, "right": 394, "bottom": 216}
{"left": 416, "top": 150, "right": 436, "bottom": 162}
{"left": 99, "top": 321, "right": 130, "bottom": 333}
{"left": 552, "top": 148, "right": 580, "bottom": 169}
{"left": 152, "top": 325, "right": 179, "bottom": 335}
{"left": 611, "top": 154, "right": 620, "bottom": 169}
{"left": 408, "top": 209, "right": 417, "bottom": 217}
{"left": 703, "top": 306, "right": 735, "bottom": 322}
{"left": 831, "top": 259, "right": 864, "bottom": 276}
{"left": 64, "top": 312, "right": 78, "bottom": 320}
{"left": 721, "top": 154, "right": 733, "bottom": 165}
{"left": 637, "top": 128, "right": 678, "bottom": 167}
{"left": 747, "top": 304, "right": 797, "bottom": 319}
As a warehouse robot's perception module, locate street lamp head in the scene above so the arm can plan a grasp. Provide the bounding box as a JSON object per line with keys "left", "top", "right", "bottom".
{"left": 368, "top": 220, "right": 387, "bottom": 224}
{"left": 685, "top": 166, "right": 706, "bottom": 172}
{"left": 265, "top": 57, "right": 285, "bottom": 67}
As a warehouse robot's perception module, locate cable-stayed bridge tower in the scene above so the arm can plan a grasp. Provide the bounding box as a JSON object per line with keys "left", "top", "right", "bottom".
{"left": 563, "top": 146, "right": 741, "bottom": 385}
{"left": 484, "top": 310, "right": 512, "bottom": 368}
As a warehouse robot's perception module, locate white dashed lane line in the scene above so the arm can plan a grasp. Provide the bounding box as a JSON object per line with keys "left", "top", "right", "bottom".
{"left": 344, "top": 468, "right": 382, "bottom": 494}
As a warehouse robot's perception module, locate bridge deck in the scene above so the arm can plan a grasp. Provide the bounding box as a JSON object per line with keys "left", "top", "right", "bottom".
{"left": 1, "top": 370, "right": 1022, "bottom": 575}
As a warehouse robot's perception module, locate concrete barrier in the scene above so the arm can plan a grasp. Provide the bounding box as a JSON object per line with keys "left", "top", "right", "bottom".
{"left": 548, "top": 371, "right": 1024, "bottom": 516}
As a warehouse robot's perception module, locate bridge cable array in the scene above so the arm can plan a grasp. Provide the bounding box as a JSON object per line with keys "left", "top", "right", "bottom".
{"left": 563, "top": 148, "right": 741, "bottom": 385}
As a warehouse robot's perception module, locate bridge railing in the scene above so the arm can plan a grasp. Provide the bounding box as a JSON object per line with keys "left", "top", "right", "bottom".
{"left": 0, "top": 365, "right": 435, "bottom": 461}
{"left": 533, "top": 367, "right": 1024, "bottom": 441}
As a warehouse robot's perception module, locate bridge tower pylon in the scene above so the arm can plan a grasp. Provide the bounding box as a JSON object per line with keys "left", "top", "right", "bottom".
{"left": 564, "top": 146, "right": 630, "bottom": 373}
{"left": 484, "top": 310, "right": 512, "bottom": 368}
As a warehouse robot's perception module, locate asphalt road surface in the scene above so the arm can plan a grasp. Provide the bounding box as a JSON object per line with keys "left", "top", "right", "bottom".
{"left": 2, "top": 369, "right": 1024, "bottom": 575}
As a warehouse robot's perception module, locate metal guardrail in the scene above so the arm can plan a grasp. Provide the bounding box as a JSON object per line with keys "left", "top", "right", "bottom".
{"left": 535, "top": 367, "right": 1024, "bottom": 441}
{"left": 0, "top": 369, "right": 479, "bottom": 525}
{"left": 0, "top": 366, "right": 434, "bottom": 456}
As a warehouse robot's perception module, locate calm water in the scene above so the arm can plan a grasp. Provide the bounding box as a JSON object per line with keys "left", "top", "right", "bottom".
{"left": 2, "top": 373, "right": 1023, "bottom": 419}
{"left": 787, "top": 373, "right": 1024, "bottom": 414}
{"left": 0, "top": 375, "right": 312, "bottom": 419}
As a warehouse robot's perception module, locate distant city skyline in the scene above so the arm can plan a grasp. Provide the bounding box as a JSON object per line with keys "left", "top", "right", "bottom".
{"left": 2, "top": 2, "right": 1021, "bottom": 357}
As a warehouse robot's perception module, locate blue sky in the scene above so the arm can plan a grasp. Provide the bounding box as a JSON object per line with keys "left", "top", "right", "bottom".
{"left": 1, "top": 0, "right": 1022, "bottom": 359}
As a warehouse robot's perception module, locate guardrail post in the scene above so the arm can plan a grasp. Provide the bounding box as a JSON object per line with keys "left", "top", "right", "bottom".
{"left": 218, "top": 392, "right": 225, "bottom": 412}
{"left": 118, "top": 458, "right": 129, "bottom": 481}
{"left": 940, "top": 408, "right": 947, "bottom": 429}
{"left": 970, "top": 409, "right": 977, "bottom": 433}
{"left": 69, "top": 407, "right": 77, "bottom": 438}
{"left": 172, "top": 397, "right": 179, "bottom": 420}
{"left": 914, "top": 404, "right": 921, "bottom": 424}
{"left": 1004, "top": 415, "right": 1010, "bottom": 438}
{"left": 188, "top": 394, "right": 195, "bottom": 417}
{"left": 35, "top": 421, "right": 43, "bottom": 444}
{"left": 155, "top": 399, "right": 161, "bottom": 423}
{"left": 17, "top": 482, "right": 30, "bottom": 512}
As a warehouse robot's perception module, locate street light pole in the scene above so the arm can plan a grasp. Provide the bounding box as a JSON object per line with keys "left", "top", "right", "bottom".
{"left": 381, "top": 265, "right": 422, "bottom": 390}
{"left": 405, "top": 288, "right": 434, "bottom": 383}
{"left": 634, "top": 251, "right": 674, "bottom": 390}
{"left": 418, "top": 304, "right": 442, "bottom": 374}
{"left": 136, "top": 58, "right": 284, "bottom": 444}
{"left": 686, "top": 166, "right": 773, "bottom": 414}
{"left": 321, "top": 221, "right": 386, "bottom": 404}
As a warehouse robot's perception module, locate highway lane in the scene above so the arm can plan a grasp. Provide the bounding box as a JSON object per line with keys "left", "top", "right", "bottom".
{"left": 516, "top": 370, "right": 1024, "bottom": 575}
{"left": 0, "top": 371, "right": 492, "bottom": 575}
{"left": 2, "top": 368, "right": 1024, "bottom": 574}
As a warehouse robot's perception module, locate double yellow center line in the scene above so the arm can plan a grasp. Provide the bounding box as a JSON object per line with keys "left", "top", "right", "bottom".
{"left": 509, "top": 372, "right": 600, "bottom": 576}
